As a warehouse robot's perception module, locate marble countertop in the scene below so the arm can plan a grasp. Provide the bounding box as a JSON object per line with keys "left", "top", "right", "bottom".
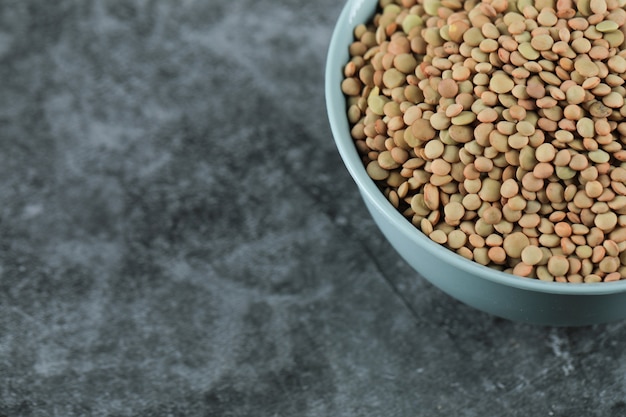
{"left": 2, "top": 1, "right": 626, "bottom": 416}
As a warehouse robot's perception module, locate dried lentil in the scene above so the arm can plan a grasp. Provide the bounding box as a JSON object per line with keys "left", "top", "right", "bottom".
{"left": 344, "top": 0, "right": 626, "bottom": 283}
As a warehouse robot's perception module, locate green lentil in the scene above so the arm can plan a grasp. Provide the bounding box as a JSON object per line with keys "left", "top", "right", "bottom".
{"left": 521, "top": 245, "right": 544, "bottom": 266}
{"left": 577, "top": 118, "right": 595, "bottom": 138}
{"left": 366, "top": 161, "right": 389, "bottom": 181}
{"left": 383, "top": 69, "right": 406, "bottom": 89}
{"left": 589, "top": 150, "right": 610, "bottom": 164}
{"left": 596, "top": 212, "right": 618, "bottom": 231}
{"left": 489, "top": 72, "right": 515, "bottom": 94}
{"left": 596, "top": 21, "right": 619, "bottom": 33}
{"left": 503, "top": 232, "right": 530, "bottom": 258}
{"left": 479, "top": 179, "right": 502, "bottom": 202}
{"left": 566, "top": 85, "right": 586, "bottom": 105}
{"left": 548, "top": 255, "right": 570, "bottom": 276}
{"left": 531, "top": 35, "right": 554, "bottom": 51}
{"left": 451, "top": 111, "right": 477, "bottom": 126}
{"left": 603, "top": 92, "right": 624, "bottom": 108}
{"left": 518, "top": 43, "right": 540, "bottom": 60}
{"left": 402, "top": 14, "right": 423, "bottom": 34}
{"left": 430, "top": 230, "right": 448, "bottom": 244}
{"left": 516, "top": 121, "right": 536, "bottom": 136}
{"left": 574, "top": 58, "right": 599, "bottom": 77}
{"left": 447, "top": 229, "right": 467, "bottom": 249}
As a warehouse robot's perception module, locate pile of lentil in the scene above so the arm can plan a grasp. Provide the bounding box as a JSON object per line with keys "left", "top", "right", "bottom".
{"left": 342, "top": 0, "right": 626, "bottom": 282}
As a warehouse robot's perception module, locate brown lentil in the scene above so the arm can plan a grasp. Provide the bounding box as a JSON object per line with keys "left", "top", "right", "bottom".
{"left": 344, "top": 0, "right": 626, "bottom": 283}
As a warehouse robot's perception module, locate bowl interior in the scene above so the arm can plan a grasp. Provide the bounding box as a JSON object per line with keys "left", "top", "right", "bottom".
{"left": 325, "top": 0, "right": 626, "bottom": 296}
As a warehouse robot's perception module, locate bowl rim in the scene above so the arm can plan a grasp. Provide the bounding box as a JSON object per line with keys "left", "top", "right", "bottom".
{"left": 325, "top": 0, "right": 626, "bottom": 296}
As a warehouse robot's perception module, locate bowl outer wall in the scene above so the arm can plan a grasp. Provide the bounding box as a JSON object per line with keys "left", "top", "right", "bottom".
{"left": 361, "top": 190, "right": 626, "bottom": 326}
{"left": 325, "top": 0, "right": 626, "bottom": 325}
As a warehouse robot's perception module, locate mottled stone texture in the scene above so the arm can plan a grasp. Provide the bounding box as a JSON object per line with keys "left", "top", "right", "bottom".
{"left": 1, "top": 1, "right": 626, "bottom": 416}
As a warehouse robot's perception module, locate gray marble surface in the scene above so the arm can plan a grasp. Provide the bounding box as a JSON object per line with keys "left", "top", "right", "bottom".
{"left": 2, "top": 1, "right": 626, "bottom": 416}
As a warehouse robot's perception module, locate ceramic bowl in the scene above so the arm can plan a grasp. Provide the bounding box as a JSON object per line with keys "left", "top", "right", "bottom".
{"left": 325, "top": 0, "right": 626, "bottom": 326}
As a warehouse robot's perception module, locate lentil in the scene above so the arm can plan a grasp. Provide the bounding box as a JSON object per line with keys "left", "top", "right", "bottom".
{"left": 521, "top": 245, "right": 544, "bottom": 266}
{"left": 344, "top": 0, "right": 626, "bottom": 283}
{"left": 548, "top": 255, "right": 570, "bottom": 276}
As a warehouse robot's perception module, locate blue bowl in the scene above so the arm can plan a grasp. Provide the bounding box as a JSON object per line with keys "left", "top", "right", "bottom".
{"left": 325, "top": 0, "right": 626, "bottom": 326}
